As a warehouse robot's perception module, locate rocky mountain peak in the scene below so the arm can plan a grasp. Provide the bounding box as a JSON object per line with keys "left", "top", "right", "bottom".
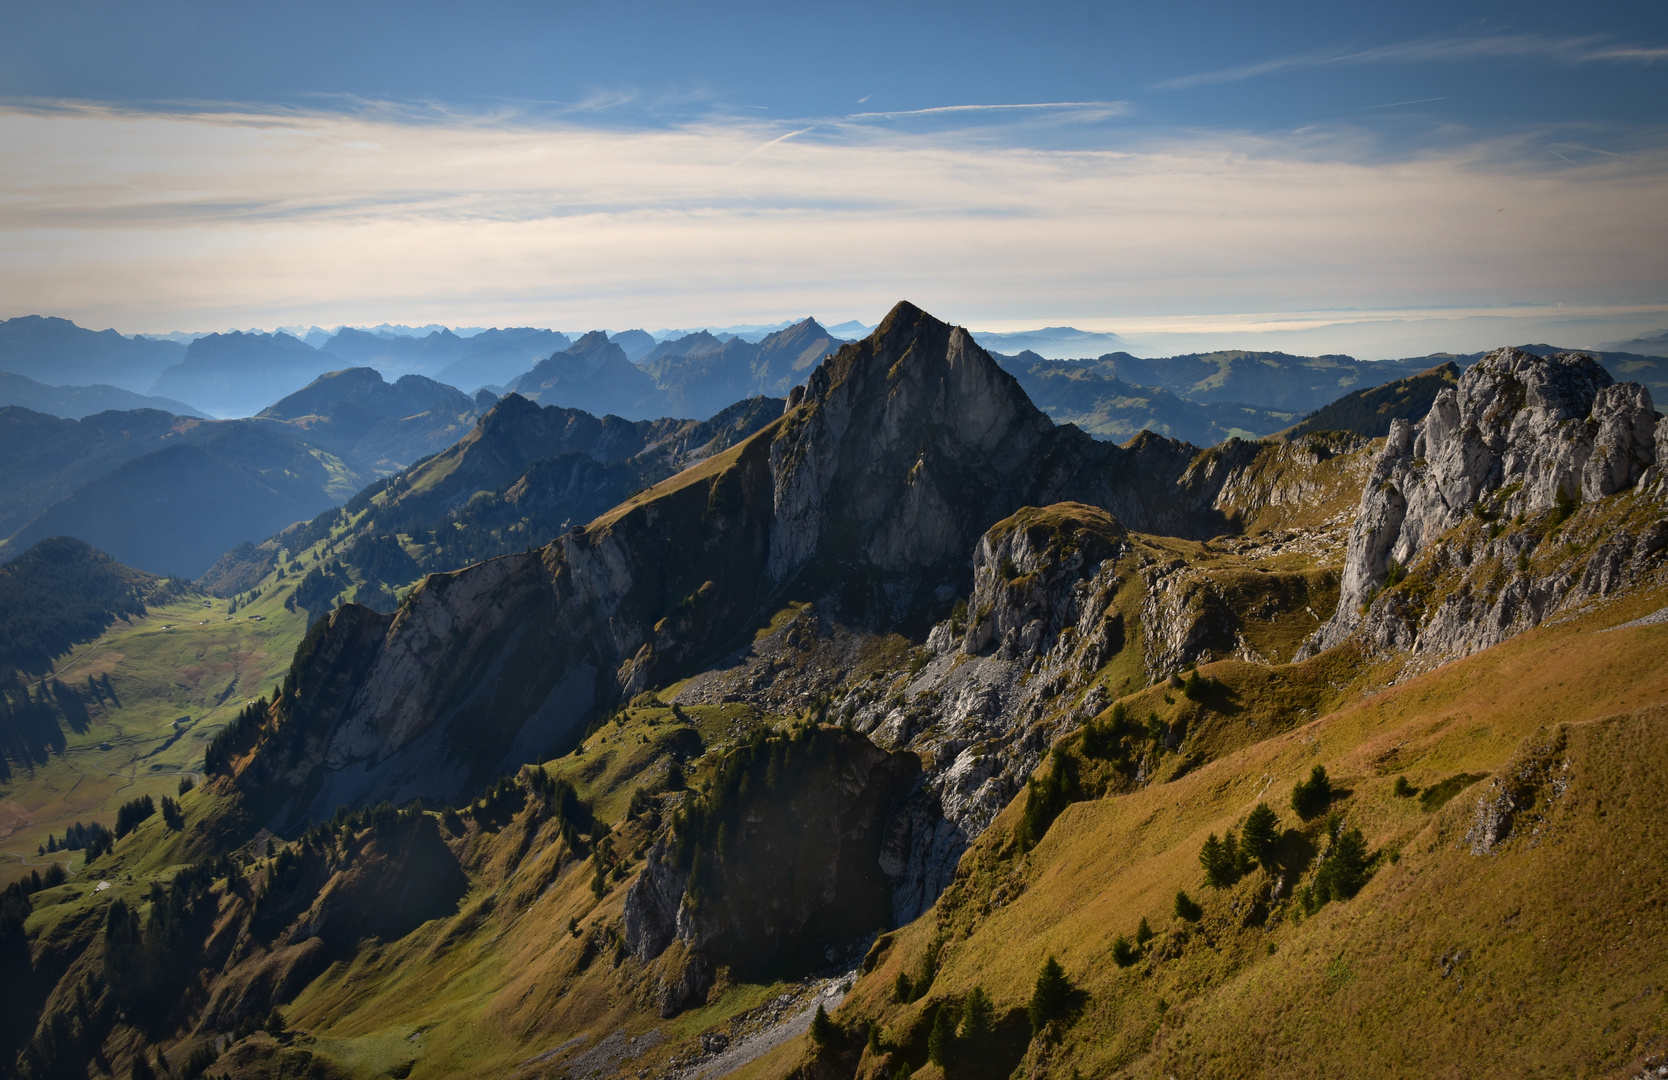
{"left": 767, "top": 302, "right": 1058, "bottom": 586}
{"left": 1309, "top": 346, "right": 1661, "bottom": 655}
{"left": 232, "top": 303, "right": 1239, "bottom": 815}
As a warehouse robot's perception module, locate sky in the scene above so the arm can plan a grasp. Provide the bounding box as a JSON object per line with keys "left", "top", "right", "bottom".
{"left": 1, "top": 0, "right": 1665, "bottom": 356}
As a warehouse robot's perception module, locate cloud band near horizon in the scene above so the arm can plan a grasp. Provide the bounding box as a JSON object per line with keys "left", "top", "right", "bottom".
{"left": 0, "top": 101, "right": 1663, "bottom": 338}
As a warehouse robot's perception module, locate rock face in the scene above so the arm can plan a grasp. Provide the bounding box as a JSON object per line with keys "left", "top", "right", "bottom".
{"left": 1307, "top": 347, "right": 1664, "bottom": 659}
{"left": 621, "top": 728, "right": 916, "bottom": 1010}
{"left": 856, "top": 504, "right": 1136, "bottom": 921}
{"left": 764, "top": 304, "right": 1224, "bottom": 614}
{"left": 243, "top": 303, "right": 1239, "bottom": 814}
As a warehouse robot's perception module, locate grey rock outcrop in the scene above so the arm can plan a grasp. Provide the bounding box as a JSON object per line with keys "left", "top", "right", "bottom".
{"left": 1307, "top": 347, "right": 1664, "bottom": 659}
{"left": 623, "top": 837, "right": 688, "bottom": 963}
{"left": 248, "top": 302, "right": 1243, "bottom": 814}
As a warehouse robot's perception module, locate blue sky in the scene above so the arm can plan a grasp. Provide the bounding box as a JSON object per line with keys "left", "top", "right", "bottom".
{"left": 1, "top": 0, "right": 1664, "bottom": 354}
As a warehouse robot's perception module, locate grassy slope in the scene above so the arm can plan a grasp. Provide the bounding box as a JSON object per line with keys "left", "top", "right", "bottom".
{"left": 831, "top": 583, "right": 1668, "bottom": 1080}
{"left": 271, "top": 696, "right": 816, "bottom": 1079}
{"left": 0, "top": 513, "right": 378, "bottom": 885}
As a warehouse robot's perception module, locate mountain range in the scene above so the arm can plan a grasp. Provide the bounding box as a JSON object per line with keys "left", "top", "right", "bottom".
{"left": 0, "top": 302, "right": 1664, "bottom": 1080}
{"left": 0, "top": 315, "right": 186, "bottom": 393}
{"left": 0, "top": 370, "right": 208, "bottom": 419}
{"left": 0, "top": 368, "right": 482, "bottom": 579}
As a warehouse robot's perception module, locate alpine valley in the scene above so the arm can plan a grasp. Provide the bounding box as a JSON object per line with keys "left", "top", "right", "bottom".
{"left": 3, "top": 302, "right": 1666, "bottom": 1080}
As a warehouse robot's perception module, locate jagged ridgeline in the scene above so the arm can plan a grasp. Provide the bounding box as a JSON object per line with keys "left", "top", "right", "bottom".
{"left": 4, "top": 303, "right": 1667, "bottom": 1080}
{"left": 218, "top": 302, "right": 1249, "bottom": 818}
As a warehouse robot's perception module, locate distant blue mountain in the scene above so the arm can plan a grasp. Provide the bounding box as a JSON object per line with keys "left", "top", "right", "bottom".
{"left": 0, "top": 371, "right": 208, "bottom": 419}
{"left": 0, "top": 315, "right": 185, "bottom": 394}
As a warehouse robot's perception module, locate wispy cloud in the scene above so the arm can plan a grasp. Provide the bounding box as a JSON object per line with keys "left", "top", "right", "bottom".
{"left": 1155, "top": 33, "right": 1668, "bottom": 91}
{"left": 0, "top": 101, "right": 1662, "bottom": 333}
{"left": 845, "top": 101, "right": 1129, "bottom": 121}
{"left": 1363, "top": 97, "right": 1446, "bottom": 110}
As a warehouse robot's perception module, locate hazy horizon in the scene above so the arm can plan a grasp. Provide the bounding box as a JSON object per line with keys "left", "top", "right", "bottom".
{"left": 2, "top": 1, "right": 1663, "bottom": 359}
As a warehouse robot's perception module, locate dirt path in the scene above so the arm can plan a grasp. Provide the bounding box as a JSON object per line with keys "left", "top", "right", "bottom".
{"left": 692, "top": 976, "right": 852, "bottom": 1080}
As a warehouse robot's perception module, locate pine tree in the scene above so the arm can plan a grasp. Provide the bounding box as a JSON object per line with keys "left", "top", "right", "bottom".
{"left": 927, "top": 1002, "right": 957, "bottom": 1066}
{"left": 867, "top": 1021, "right": 883, "bottom": 1055}
{"left": 1327, "top": 827, "right": 1370, "bottom": 900}
{"left": 959, "top": 985, "right": 993, "bottom": 1041}
{"left": 809, "top": 1003, "right": 834, "bottom": 1047}
{"left": 1027, "top": 955, "right": 1073, "bottom": 1033}
{"left": 1111, "top": 934, "right": 1137, "bottom": 967}
{"left": 1199, "top": 832, "right": 1240, "bottom": 888}
{"left": 1241, "top": 802, "right": 1280, "bottom": 869}
{"left": 1173, "top": 889, "right": 1202, "bottom": 921}
{"left": 1291, "top": 765, "right": 1333, "bottom": 820}
{"left": 1136, "top": 916, "right": 1154, "bottom": 945}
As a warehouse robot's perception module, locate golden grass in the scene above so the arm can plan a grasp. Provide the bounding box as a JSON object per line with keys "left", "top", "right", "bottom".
{"left": 829, "top": 581, "right": 1668, "bottom": 1079}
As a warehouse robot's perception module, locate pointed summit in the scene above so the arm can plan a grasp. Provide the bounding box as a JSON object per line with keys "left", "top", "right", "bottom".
{"left": 510, "top": 332, "right": 665, "bottom": 419}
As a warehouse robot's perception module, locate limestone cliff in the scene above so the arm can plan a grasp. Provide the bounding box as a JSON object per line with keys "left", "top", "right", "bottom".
{"left": 1305, "top": 347, "right": 1666, "bottom": 662}
{"left": 234, "top": 303, "right": 1235, "bottom": 817}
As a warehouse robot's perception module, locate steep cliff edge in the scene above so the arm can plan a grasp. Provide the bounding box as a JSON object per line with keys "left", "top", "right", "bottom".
{"left": 1306, "top": 347, "right": 1666, "bottom": 663}
{"left": 231, "top": 303, "right": 1236, "bottom": 817}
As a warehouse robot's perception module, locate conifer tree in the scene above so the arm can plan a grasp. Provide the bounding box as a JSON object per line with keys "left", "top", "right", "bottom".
{"left": 809, "top": 1003, "right": 834, "bottom": 1046}
{"left": 959, "top": 985, "right": 993, "bottom": 1041}
{"left": 1241, "top": 802, "right": 1280, "bottom": 869}
{"left": 1291, "top": 765, "right": 1333, "bottom": 820}
{"left": 927, "top": 1002, "right": 957, "bottom": 1066}
{"left": 1028, "top": 955, "right": 1073, "bottom": 1033}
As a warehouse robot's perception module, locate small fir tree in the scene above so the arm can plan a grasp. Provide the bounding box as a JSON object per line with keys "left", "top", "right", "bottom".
{"left": 960, "top": 986, "right": 994, "bottom": 1040}
{"left": 1111, "top": 935, "right": 1137, "bottom": 967}
{"left": 1291, "top": 765, "right": 1333, "bottom": 820}
{"left": 1028, "top": 955, "right": 1073, "bottom": 1033}
{"left": 927, "top": 1002, "right": 957, "bottom": 1066}
{"left": 1241, "top": 802, "right": 1280, "bottom": 869}
{"left": 1173, "top": 889, "right": 1202, "bottom": 922}
{"left": 809, "top": 1003, "right": 834, "bottom": 1047}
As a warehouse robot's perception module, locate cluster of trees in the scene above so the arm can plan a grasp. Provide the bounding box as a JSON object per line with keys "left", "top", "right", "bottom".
{"left": 9, "top": 974, "right": 109, "bottom": 1080}
{"left": 1199, "top": 802, "right": 1281, "bottom": 888}
{"left": 39, "top": 820, "right": 113, "bottom": 860}
{"left": 0, "top": 673, "right": 84, "bottom": 778}
{"left": 203, "top": 695, "right": 267, "bottom": 775}
{"left": 1301, "top": 815, "right": 1371, "bottom": 912}
{"left": 1017, "top": 700, "right": 1195, "bottom": 853}
{"left": 1195, "top": 765, "right": 1372, "bottom": 912}
{"left": 284, "top": 560, "right": 352, "bottom": 621}
{"left": 114, "top": 795, "right": 155, "bottom": 838}
{"left": 103, "top": 864, "right": 216, "bottom": 1023}
{"left": 921, "top": 984, "right": 997, "bottom": 1067}
{"left": 0, "top": 536, "right": 172, "bottom": 676}
{"left": 1079, "top": 702, "right": 1172, "bottom": 765}
{"left": 893, "top": 935, "right": 944, "bottom": 1006}
{"left": 1016, "top": 751, "right": 1077, "bottom": 852}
